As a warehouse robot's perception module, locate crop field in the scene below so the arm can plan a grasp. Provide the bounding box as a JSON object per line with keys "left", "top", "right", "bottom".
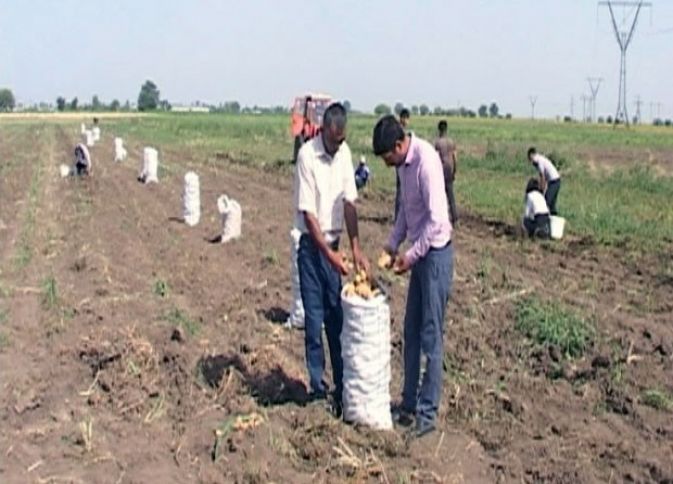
{"left": 0, "top": 113, "right": 671, "bottom": 483}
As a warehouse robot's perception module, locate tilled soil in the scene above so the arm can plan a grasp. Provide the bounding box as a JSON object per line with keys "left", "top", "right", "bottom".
{"left": 0, "top": 123, "right": 671, "bottom": 483}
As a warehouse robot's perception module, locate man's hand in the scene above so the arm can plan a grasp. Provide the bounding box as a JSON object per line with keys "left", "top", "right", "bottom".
{"left": 327, "top": 250, "right": 350, "bottom": 276}
{"left": 393, "top": 253, "right": 411, "bottom": 274}
{"left": 352, "top": 246, "right": 370, "bottom": 275}
{"left": 378, "top": 246, "right": 396, "bottom": 270}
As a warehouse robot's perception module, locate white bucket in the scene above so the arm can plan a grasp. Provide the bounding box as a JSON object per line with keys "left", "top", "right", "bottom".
{"left": 114, "top": 138, "right": 127, "bottom": 162}
{"left": 550, "top": 216, "right": 566, "bottom": 240}
{"left": 92, "top": 126, "right": 101, "bottom": 142}
{"left": 183, "top": 171, "right": 200, "bottom": 226}
{"left": 59, "top": 164, "right": 71, "bottom": 178}
{"left": 141, "top": 147, "right": 159, "bottom": 183}
{"left": 84, "top": 130, "right": 94, "bottom": 147}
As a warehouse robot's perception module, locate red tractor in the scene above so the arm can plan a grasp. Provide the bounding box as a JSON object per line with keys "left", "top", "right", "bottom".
{"left": 290, "top": 93, "right": 332, "bottom": 163}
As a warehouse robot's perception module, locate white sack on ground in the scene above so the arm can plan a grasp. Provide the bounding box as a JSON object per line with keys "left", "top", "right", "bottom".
{"left": 84, "top": 130, "right": 94, "bottom": 147}
{"left": 140, "top": 147, "right": 159, "bottom": 183}
{"left": 217, "top": 195, "right": 242, "bottom": 243}
{"left": 285, "top": 228, "right": 305, "bottom": 329}
{"left": 183, "top": 171, "right": 201, "bottom": 226}
{"left": 341, "top": 290, "right": 392, "bottom": 430}
{"left": 92, "top": 126, "right": 101, "bottom": 142}
{"left": 114, "top": 138, "right": 127, "bottom": 162}
{"left": 80, "top": 123, "right": 86, "bottom": 134}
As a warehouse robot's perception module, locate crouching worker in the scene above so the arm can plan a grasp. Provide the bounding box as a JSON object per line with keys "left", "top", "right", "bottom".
{"left": 522, "top": 178, "right": 551, "bottom": 239}
{"left": 74, "top": 143, "right": 93, "bottom": 176}
{"left": 293, "top": 102, "right": 369, "bottom": 416}
{"left": 354, "top": 155, "right": 370, "bottom": 190}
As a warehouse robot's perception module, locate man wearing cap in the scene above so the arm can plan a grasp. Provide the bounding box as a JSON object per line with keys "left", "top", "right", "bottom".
{"left": 372, "top": 114, "right": 454, "bottom": 438}
{"left": 293, "top": 102, "right": 369, "bottom": 415}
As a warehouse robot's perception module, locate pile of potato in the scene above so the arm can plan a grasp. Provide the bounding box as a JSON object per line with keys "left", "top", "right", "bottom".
{"left": 343, "top": 269, "right": 382, "bottom": 300}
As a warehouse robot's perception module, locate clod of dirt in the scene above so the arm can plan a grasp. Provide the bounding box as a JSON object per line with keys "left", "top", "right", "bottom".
{"left": 14, "top": 389, "right": 41, "bottom": 414}
{"left": 71, "top": 257, "right": 87, "bottom": 272}
{"left": 171, "top": 327, "right": 185, "bottom": 343}
{"left": 591, "top": 355, "right": 612, "bottom": 369}
{"left": 548, "top": 345, "right": 562, "bottom": 363}
{"left": 79, "top": 348, "right": 122, "bottom": 374}
{"left": 199, "top": 354, "right": 245, "bottom": 388}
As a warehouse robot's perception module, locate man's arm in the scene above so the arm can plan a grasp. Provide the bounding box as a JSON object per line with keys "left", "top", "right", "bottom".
{"left": 342, "top": 150, "right": 369, "bottom": 273}
{"left": 304, "top": 211, "right": 347, "bottom": 275}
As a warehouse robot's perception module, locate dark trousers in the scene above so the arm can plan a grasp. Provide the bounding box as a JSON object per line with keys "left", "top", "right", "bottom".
{"left": 545, "top": 179, "right": 561, "bottom": 215}
{"left": 445, "top": 181, "right": 458, "bottom": 225}
{"left": 523, "top": 214, "right": 551, "bottom": 239}
{"left": 394, "top": 169, "right": 401, "bottom": 222}
{"left": 297, "top": 235, "right": 343, "bottom": 401}
{"left": 401, "top": 243, "right": 454, "bottom": 425}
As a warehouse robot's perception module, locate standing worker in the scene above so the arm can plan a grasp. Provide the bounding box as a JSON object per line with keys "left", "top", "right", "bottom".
{"left": 527, "top": 147, "right": 561, "bottom": 215}
{"left": 293, "top": 102, "right": 369, "bottom": 415}
{"left": 434, "top": 120, "right": 458, "bottom": 225}
{"left": 394, "top": 108, "right": 411, "bottom": 222}
{"left": 373, "top": 115, "right": 454, "bottom": 438}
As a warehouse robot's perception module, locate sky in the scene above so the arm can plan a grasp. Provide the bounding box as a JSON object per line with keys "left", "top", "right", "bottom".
{"left": 1, "top": 0, "right": 672, "bottom": 119}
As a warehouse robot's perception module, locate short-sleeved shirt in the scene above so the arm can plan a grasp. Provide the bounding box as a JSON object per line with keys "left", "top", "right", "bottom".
{"left": 532, "top": 154, "right": 560, "bottom": 182}
{"left": 293, "top": 135, "right": 358, "bottom": 243}
{"left": 524, "top": 191, "right": 550, "bottom": 220}
{"left": 434, "top": 136, "right": 456, "bottom": 181}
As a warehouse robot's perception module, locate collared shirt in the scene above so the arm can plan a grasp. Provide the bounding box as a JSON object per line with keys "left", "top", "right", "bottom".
{"left": 524, "top": 191, "right": 549, "bottom": 220}
{"left": 293, "top": 135, "right": 357, "bottom": 243}
{"left": 532, "top": 153, "right": 560, "bottom": 182}
{"left": 388, "top": 135, "right": 452, "bottom": 265}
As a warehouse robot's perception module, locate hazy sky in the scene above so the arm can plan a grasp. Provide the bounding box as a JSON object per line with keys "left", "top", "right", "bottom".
{"left": 1, "top": 0, "right": 672, "bottom": 118}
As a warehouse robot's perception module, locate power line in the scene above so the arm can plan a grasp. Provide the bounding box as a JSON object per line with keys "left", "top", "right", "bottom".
{"left": 598, "top": 1, "right": 652, "bottom": 126}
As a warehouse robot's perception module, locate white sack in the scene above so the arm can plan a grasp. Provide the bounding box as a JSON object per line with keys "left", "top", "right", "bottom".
{"left": 217, "top": 195, "right": 242, "bottom": 243}
{"left": 285, "top": 228, "right": 305, "bottom": 329}
{"left": 183, "top": 171, "right": 201, "bottom": 226}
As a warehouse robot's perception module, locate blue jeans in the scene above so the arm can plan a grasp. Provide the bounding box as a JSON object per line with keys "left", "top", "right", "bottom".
{"left": 401, "top": 243, "right": 454, "bottom": 425}
{"left": 297, "top": 235, "right": 343, "bottom": 401}
{"left": 545, "top": 179, "right": 561, "bottom": 215}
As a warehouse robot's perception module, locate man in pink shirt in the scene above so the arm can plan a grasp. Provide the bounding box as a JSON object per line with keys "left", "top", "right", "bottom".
{"left": 373, "top": 115, "right": 454, "bottom": 438}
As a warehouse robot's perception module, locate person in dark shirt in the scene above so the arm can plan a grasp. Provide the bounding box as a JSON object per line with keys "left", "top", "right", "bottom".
{"left": 434, "top": 120, "right": 458, "bottom": 225}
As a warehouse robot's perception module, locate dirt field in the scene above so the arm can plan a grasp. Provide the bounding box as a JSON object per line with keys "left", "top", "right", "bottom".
{"left": 0, "top": 123, "right": 671, "bottom": 483}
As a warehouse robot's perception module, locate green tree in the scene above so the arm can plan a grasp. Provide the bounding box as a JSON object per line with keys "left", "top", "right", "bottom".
{"left": 489, "top": 102, "right": 499, "bottom": 118}
{"left": 478, "top": 105, "right": 488, "bottom": 118}
{"left": 69, "top": 97, "right": 78, "bottom": 111}
{"left": 374, "top": 103, "right": 391, "bottom": 116}
{"left": 138, "top": 80, "right": 160, "bottom": 111}
{"left": 92, "top": 95, "right": 102, "bottom": 111}
{"left": 411, "top": 105, "right": 419, "bottom": 116}
{"left": 123, "top": 100, "right": 131, "bottom": 111}
{"left": 343, "top": 100, "right": 351, "bottom": 113}
{"left": 393, "top": 102, "right": 404, "bottom": 116}
{"left": 0, "top": 88, "right": 16, "bottom": 112}
{"left": 110, "top": 99, "right": 120, "bottom": 111}
{"left": 419, "top": 104, "right": 430, "bottom": 116}
{"left": 56, "top": 96, "right": 66, "bottom": 112}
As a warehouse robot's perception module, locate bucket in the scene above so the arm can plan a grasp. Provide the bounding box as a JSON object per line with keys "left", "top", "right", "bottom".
{"left": 550, "top": 216, "right": 566, "bottom": 240}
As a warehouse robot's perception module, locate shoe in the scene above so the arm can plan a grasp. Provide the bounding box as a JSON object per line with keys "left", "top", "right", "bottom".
{"left": 391, "top": 404, "right": 414, "bottom": 428}
{"left": 414, "top": 420, "right": 436, "bottom": 439}
{"left": 307, "top": 390, "right": 327, "bottom": 403}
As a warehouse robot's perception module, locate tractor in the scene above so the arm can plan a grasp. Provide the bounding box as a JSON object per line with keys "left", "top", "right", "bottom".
{"left": 290, "top": 93, "right": 332, "bottom": 163}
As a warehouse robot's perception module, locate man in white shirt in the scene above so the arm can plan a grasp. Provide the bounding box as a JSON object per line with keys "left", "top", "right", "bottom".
{"left": 293, "top": 102, "right": 369, "bottom": 413}
{"left": 528, "top": 147, "right": 561, "bottom": 215}
{"left": 522, "top": 178, "right": 551, "bottom": 239}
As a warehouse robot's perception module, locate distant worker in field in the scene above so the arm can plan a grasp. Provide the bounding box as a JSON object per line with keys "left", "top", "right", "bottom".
{"left": 527, "top": 147, "right": 561, "bottom": 215}
{"left": 394, "top": 108, "right": 411, "bottom": 222}
{"left": 74, "top": 143, "right": 92, "bottom": 176}
{"left": 354, "top": 155, "right": 371, "bottom": 190}
{"left": 434, "top": 120, "right": 458, "bottom": 225}
{"left": 522, "top": 178, "right": 551, "bottom": 239}
{"left": 293, "top": 102, "right": 370, "bottom": 415}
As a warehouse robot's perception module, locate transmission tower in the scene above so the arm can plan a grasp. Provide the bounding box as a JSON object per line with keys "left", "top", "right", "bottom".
{"left": 587, "top": 77, "right": 603, "bottom": 122}
{"left": 529, "top": 96, "right": 538, "bottom": 120}
{"left": 634, "top": 95, "right": 643, "bottom": 123}
{"left": 598, "top": 1, "right": 652, "bottom": 126}
{"left": 581, "top": 95, "right": 590, "bottom": 122}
